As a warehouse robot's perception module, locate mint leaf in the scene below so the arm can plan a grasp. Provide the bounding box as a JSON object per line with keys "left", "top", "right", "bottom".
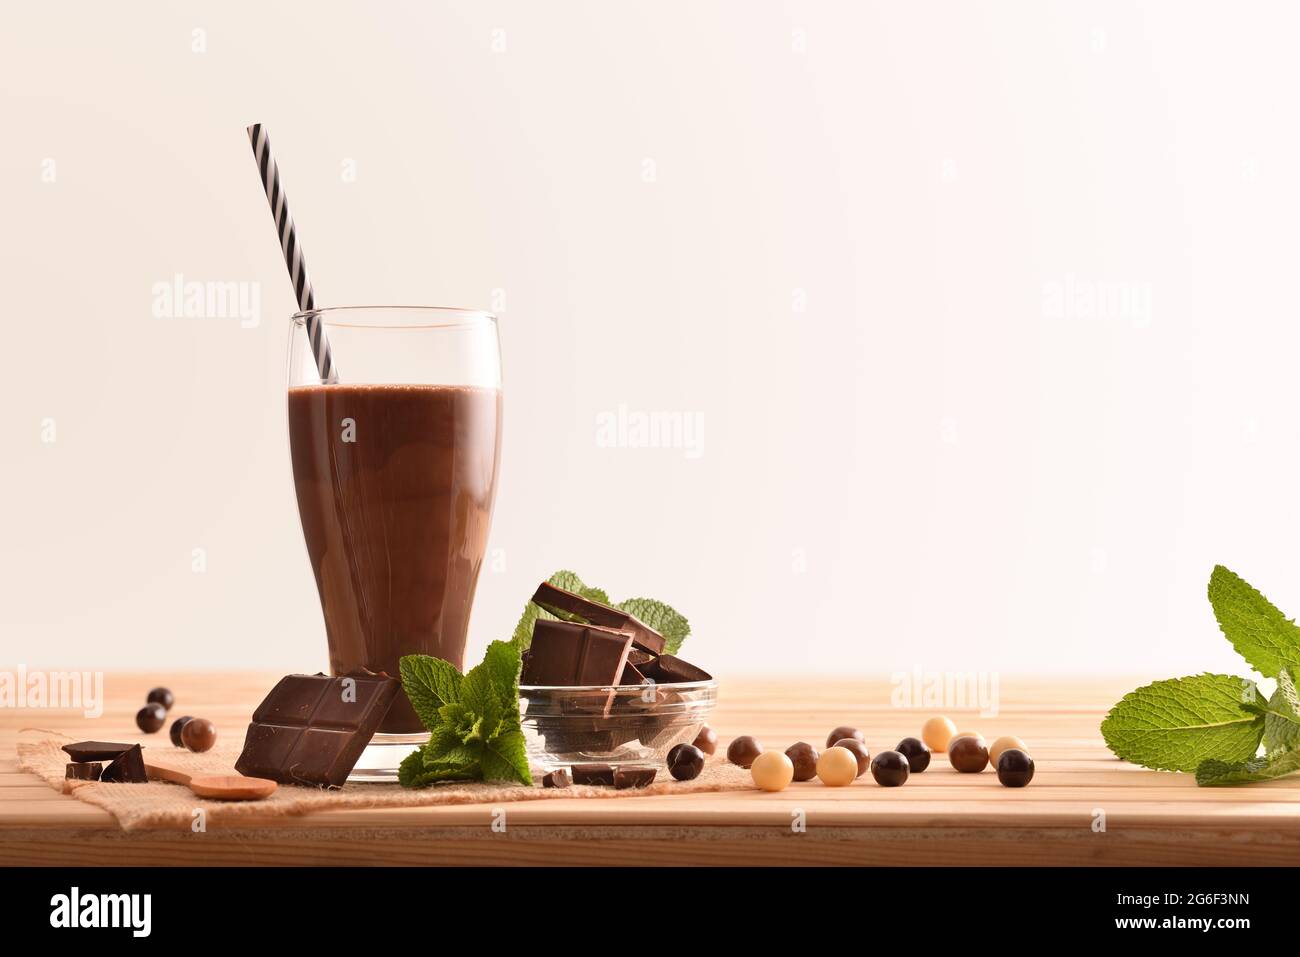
{"left": 399, "top": 654, "right": 463, "bottom": 729}
{"left": 511, "top": 600, "right": 557, "bottom": 649}
{"left": 398, "top": 746, "right": 474, "bottom": 787}
{"left": 616, "top": 597, "right": 690, "bottom": 654}
{"left": 481, "top": 728, "right": 532, "bottom": 785}
{"left": 1196, "top": 750, "right": 1300, "bottom": 786}
{"left": 1101, "top": 674, "right": 1264, "bottom": 772}
{"left": 1262, "top": 668, "right": 1300, "bottom": 755}
{"left": 1208, "top": 565, "right": 1300, "bottom": 678}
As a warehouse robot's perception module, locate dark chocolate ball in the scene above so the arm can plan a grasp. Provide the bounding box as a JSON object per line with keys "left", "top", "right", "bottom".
{"left": 947, "top": 734, "right": 989, "bottom": 773}
{"left": 181, "top": 717, "right": 217, "bottom": 753}
{"left": 135, "top": 702, "right": 166, "bottom": 734}
{"left": 667, "top": 743, "right": 706, "bottom": 781}
{"left": 895, "top": 736, "right": 931, "bottom": 773}
{"left": 146, "top": 687, "right": 175, "bottom": 711}
{"left": 692, "top": 725, "right": 718, "bottom": 756}
{"left": 825, "top": 725, "right": 864, "bottom": 749}
{"left": 726, "top": 735, "right": 763, "bottom": 768}
{"left": 996, "top": 748, "right": 1035, "bottom": 787}
{"left": 870, "top": 749, "right": 910, "bottom": 787}
{"left": 784, "top": 742, "right": 820, "bottom": 781}
{"left": 832, "top": 738, "right": 871, "bottom": 777}
{"left": 169, "top": 715, "right": 194, "bottom": 748}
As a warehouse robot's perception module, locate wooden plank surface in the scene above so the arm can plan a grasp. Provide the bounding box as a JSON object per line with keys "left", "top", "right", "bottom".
{"left": 2, "top": 673, "right": 1297, "bottom": 865}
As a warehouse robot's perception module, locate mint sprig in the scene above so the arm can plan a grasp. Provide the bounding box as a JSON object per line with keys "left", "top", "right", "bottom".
{"left": 398, "top": 640, "right": 531, "bottom": 788}
{"left": 1103, "top": 565, "right": 1300, "bottom": 786}
{"left": 510, "top": 570, "right": 691, "bottom": 654}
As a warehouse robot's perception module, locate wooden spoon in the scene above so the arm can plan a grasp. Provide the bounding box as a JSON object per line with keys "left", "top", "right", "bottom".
{"left": 144, "top": 758, "right": 277, "bottom": 801}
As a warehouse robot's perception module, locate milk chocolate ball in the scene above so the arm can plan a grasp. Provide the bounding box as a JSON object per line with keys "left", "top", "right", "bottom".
{"left": 727, "top": 735, "right": 763, "bottom": 768}
{"left": 785, "top": 742, "right": 820, "bottom": 782}
{"left": 181, "top": 717, "right": 217, "bottom": 753}
{"left": 825, "top": 725, "right": 864, "bottom": 749}
{"left": 947, "top": 734, "right": 988, "bottom": 773}
{"left": 692, "top": 725, "right": 719, "bottom": 756}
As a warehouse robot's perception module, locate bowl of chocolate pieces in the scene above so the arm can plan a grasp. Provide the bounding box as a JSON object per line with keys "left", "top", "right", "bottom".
{"left": 518, "top": 580, "right": 716, "bottom": 770}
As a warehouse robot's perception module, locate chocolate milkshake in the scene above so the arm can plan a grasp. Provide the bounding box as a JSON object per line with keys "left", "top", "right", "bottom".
{"left": 288, "top": 383, "right": 502, "bottom": 733}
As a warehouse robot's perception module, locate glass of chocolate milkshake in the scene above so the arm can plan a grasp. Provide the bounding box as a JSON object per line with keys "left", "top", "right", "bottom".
{"left": 286, "top": 307, "right": 502, "bottom": 780}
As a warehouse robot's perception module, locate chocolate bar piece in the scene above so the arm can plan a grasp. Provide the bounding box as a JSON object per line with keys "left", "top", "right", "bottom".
{"left": 613, "top": 766, "right": 657, "bottom": 789}
{"left": 100, "top": 744, "right": 147, "bottom": 783}
{"left": 619, "top": 662, "right": 646, "bottom": 685}
{"left": 641, "top": 654, "right": 712, "bottom": 683}
{"left": 521, "top": 619, "right": 633, "bottom": 687}
{"left": 61, "top": 741, "right": 133, "bottom": 762}
{"left": 65, "top": 762, "right": 102, "bottom": 781}
{"left": 543, "top": 769, "right": 571, "bottom": 788}
{"left": 532, "top": 582, "right": 666, "bottom": 655}
{"left": 571, "top": 763, "right": 616, "bottom": 786}
{"left": 234, "top": 673, "right": 399, "bottom": 787}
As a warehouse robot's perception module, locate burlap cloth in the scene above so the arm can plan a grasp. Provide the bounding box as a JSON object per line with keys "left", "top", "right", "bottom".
{"left": 17, "top": 735, "right": 750, "bottom": 831}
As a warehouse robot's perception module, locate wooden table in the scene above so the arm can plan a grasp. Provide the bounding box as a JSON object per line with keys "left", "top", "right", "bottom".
{"left": 2, "top": 673, "right": 1298, "bottom": 866}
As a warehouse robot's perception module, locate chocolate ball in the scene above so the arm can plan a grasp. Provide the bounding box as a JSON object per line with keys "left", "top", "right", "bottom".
{"left": 832, "top": 738, "right": 870, "bottom": 777}
{"left": 169, "top": 715, "right": 194, "bottom": 748}
{"left": 825, "top": 725, "right": 864, "bottom": 749}
{"left": 667, "top": 743, "right": 705, "bottom": 781}
{"left": 181, "top": 717, "right": 217, "bottom": 753}
{"left": 146, "top": 687, "right": 175, "bottom": 711}
{"left": 784, "top": 741, "right": 820, "bottom": 782}
{"left": 692, "top": 725, "right": 718, "bottom": 756}
{"left": 726, "top": 735, "right": 763, "bottom": 768}
{"left": 135, "top": 702, "right": 166, "bottom": 734}
{"left": 996, "top": 748, "right": 1035, "bottom": 788}
{"left": 922, "top": 715, "right": 957, "bottom": 753}
{"left": 947, "top": 734, "right": 989, "bottom": 773}
{"left": 870, "top": 749, "right": 910, "bottom": 787}
{"left": 895, "top": 736, "right": 931, "bottom": 773}
{"left": 750, "top": 750, "right": 794, "bottom": 792}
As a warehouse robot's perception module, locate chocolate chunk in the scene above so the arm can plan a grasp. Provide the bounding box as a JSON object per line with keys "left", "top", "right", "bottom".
{"left": 543, "top": 769, "right": 571, "bottom": 788}
{"left": 234, "top": 673, "right": 400, "bottom": 787}
{"left": 531, "top": 582, "right": 666, "bottom": 655}
{"left": 571, "top": 763, "right": 616, "bottom": 786}
{"left": 65, "top": 762, "right": 102, "bottom": 781}
{"left": 100, "top": 744, "right": 147, "bottom": 783}
{"left": 521, "top": 619, "right": 633, "bottom": 691}
{"left": 613, "top": 766, "right": 657, "bottom": 789}
{"left": 640, "top": 654, "right": 711, "bottom": 683}
{"left": 61, "top": 742, "right": 133, "bottom": 762}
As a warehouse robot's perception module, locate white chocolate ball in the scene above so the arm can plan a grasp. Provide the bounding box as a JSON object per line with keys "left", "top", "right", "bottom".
{"left": 750, "top": 749, "right": 795, "bottom": 792}
{"left": 921, "top": 715, "right": 957, "bottom": 753}
{"left": 816, "top": 745, "right": 859, "bottom": 786}
{"left": 988, "top": 735, "right": 1027, "bottom": 768}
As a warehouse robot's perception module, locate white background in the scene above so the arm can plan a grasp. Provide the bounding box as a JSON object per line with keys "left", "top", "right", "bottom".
{"left": 5, "top": 1, "right": 1300, "bottom": 681}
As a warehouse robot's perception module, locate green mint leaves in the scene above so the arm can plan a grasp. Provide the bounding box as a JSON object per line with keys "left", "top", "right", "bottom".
{"left": 1102, "top": 565, "right": 1300, "bottom": 785}
{"left": 510, "top": 570, "right": 691, "bottom": 655}
{"left": 1099, "top": 674, "right": 1263, "bottom": 772}
{"left": 1207, "top": 565, "right": 1300, "bottom": 678}
{"left": 397, "top": 640, "right": 531, "bottom": 788}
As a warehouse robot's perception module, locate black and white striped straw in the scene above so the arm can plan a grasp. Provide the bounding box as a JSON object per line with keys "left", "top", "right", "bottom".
{"left": 246, "top": 123, "right": 338, "bottom": 383}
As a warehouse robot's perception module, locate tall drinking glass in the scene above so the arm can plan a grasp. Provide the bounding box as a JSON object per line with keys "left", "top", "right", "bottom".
{"left": 286, "top": 306, "right": 502, "bottom": 780}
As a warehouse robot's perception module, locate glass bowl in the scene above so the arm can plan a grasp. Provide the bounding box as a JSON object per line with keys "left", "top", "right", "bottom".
{"left": 520, "top": 680, "right": 718, "bottom": 770}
